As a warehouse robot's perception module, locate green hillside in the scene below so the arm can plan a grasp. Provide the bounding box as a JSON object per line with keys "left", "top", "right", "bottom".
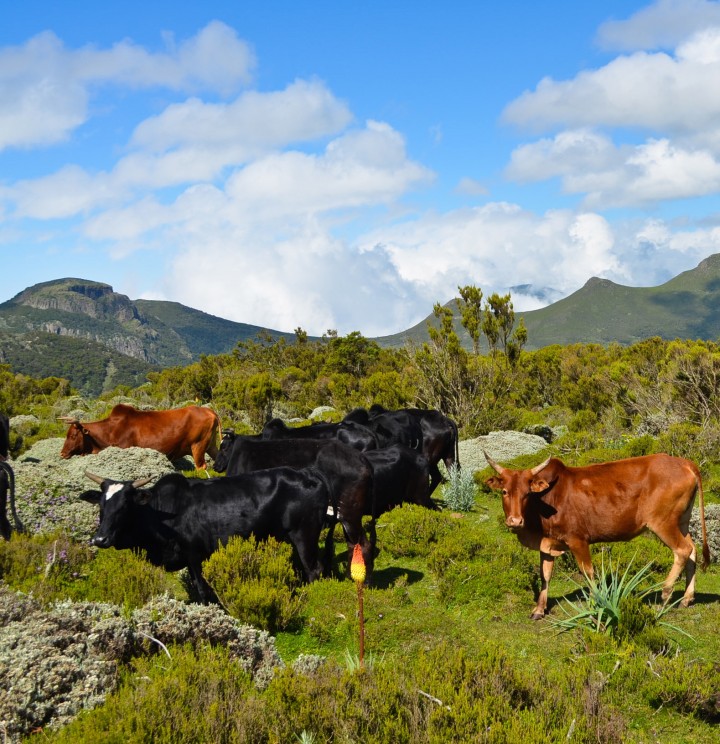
{"left": 376, "top": 253, "right": 720, "bottom": 349}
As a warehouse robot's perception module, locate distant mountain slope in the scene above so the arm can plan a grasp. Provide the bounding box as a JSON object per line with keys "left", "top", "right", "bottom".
{"left": 3, "top": 254, "right": 720, "bottom": 394}
{"left": 0, "top": 278, "right": 296, "bottom": 394}
{"left": 375, "top": 254, "right": 720, "bottom": 350}
{"left": 135, "top": 299, "right": 297, "bottom": 357}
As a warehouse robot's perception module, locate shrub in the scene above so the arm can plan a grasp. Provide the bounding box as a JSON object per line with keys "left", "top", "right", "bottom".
{"left": 440, "top": 463, "right": 476, "bottom": 512}
{"left": 70, "top": 547, "right": 184, "bottom": 608}
{"left": 377, "top": 504, "right": 456, "bottom": 558}
{"left": 0, "top": 532, "right": 94, "bottom": 604}
{"left": 549, "top": 554, "right": 685, "bottom": 644}
{"left": 203, "top": 535, "right": 305, "bottom": 633}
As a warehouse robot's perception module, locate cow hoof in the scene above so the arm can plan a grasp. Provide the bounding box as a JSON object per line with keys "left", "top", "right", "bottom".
{"left": 530, "top": 612, "right": 545, "bottom": 621}
{"left": 680, "top": 596, "right": 694, "bottom": 608}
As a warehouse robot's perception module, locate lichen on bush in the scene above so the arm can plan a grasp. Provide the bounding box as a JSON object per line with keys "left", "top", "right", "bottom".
{"left": 0, "top": 587, "right": 283, "bottom": 741}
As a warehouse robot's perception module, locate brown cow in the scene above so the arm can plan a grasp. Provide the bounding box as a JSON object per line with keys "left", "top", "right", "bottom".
{"left": 60, "top": 404, "right": 220, "bottom": 470}
{"left": 484, "top": 452, "right": 710, "bottom": 620}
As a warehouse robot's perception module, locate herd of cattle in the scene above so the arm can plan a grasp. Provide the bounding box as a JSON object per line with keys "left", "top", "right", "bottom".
{"left": 0, "top": 403, "right": 712, "bottom": 619}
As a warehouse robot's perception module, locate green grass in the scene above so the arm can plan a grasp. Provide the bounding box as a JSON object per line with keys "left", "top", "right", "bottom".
{"left": 4, "top": 491, "right": 720, "bottom": 742}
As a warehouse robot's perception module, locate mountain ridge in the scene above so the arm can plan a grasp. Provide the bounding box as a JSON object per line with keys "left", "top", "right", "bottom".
{"left": 3, "top": 255, "right": 720, "bottom": 393}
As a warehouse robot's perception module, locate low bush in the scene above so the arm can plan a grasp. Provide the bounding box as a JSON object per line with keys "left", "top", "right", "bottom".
{"left": 440, "top": 463, "right": 476, "bottom": 512}
{"left": 47, "top": 640, "right": 628, "bottom": 743}
{"left": 0, "top": 532, "right": 94, "bottom": 604}
{"left": 376, "top": 504, "right": 456, "bottom": 558}
{"left": 203, "top": 535, "right": 305, "bottom": 634}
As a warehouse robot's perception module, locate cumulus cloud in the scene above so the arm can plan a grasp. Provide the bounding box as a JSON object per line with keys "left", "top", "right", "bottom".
{"left": 502, "top": 10, "right": 720, "bottom": 209}
{"left": 0, "top": 22, "right": 254, "bottom": 151}
{"left": 597, "top": 0, "right": 720, "bottom": 51}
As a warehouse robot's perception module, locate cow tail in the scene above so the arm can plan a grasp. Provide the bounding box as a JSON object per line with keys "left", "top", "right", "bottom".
{"left": 696, "top": 470, "right": 711, "bottom": 570}
{"left": 1, "top": 461, "right": 24, "bottom": 534}
{"left": 453, "top": 419, "right": 460, "bottom": 471}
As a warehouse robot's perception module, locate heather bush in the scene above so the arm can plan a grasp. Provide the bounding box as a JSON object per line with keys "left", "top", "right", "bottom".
{"left": 376, "top": 503, "right": 456, "bottom": 558}
{"left": 0, "top": 531, "right": 94, "bottom": 604}
{"left": 70, "top": 547, "right": 184, "bottom": 608}
{"left": 203, "top": 535, "right": 306, "bottom": 633}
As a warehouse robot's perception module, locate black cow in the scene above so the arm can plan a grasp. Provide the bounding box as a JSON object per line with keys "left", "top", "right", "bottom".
{"left": 213, "top": 430, "right": 261, "bottom": 473}
{"left": 0, "top": 412, "right": 9, "bottom": 459}
{"left": 80, "top": 467, "right": 333, "bottom": 603}
{"left": 345, "top": 405, "right": 460, "bottom": 495}
{"left": 363, "top": 445, "right": 438, "bottom": 516}
{"left": 1, "top": 413, "right": 23, "bottom": 540}
{"left": 261, "top": 418, "right": 377, "bottom": 451}
{"left": 211, "top": 436, "right": 376, "bottom": 579}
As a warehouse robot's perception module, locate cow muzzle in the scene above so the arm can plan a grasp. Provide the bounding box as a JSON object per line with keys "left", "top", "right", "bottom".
{"left": 505, "top": 516, "right": 524, "bottom": 530}
{"left": 91, "top": 535, "right": 111, "bottom": 548}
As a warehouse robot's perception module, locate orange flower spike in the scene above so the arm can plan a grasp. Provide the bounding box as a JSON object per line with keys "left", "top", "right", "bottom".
{"left": 350, "top": 543, "right": 366, "bottom": 584}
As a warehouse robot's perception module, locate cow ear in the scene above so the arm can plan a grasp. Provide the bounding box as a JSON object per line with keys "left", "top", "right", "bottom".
{"left": 530, "top": 478, "right": 550, "bottom": 493}
{"left": 485, "top": 476, "right": 503, "bottom": 490}
{"left": 79, "top": 489, "right": 101, "bottom": 504}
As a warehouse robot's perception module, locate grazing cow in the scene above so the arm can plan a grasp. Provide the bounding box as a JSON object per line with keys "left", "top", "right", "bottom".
{"left": 363, "top": 445, "right": 437, "bottom": 516}
{"left": 212, "top": 435, "right": 376, "bottom": 579}
{"left": 345, "top": 405, "right": 460, "bottom": 495}
{"left": 60, "top": 404, "right": 220, "bottom": 470}
{"left": 0, "top": 413, "right": 23, "bottom": 540}
{"left": 80, "top": 467, "right": 333, "bottom": 603}
{"left": 484, "top": 452, "right": 711, "bottom": 620}
{"left": 261, "top": 418, "right": 377, "bottom": 451}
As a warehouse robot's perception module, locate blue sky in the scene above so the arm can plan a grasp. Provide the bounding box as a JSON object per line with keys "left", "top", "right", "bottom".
{"left": 3, "top": 0, "right": 720, "bottom": 336}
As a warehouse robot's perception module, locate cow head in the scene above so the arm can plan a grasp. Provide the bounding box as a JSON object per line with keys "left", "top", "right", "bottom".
{"left": 60, "top": 420, "right": 95, "bottom": 459}
{"left": 213, "top": 431, "right": 237, "bottom": 473}
{"left": 80, "top": 471, "right": 153, "bottom": 548}
{"left": 484, "top": 452, "right": 552, "bottom": 530}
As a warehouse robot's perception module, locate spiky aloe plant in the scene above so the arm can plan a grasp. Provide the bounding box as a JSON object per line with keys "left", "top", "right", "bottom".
{"left": 549, "top": 553, "right": 691, "bottom": 639}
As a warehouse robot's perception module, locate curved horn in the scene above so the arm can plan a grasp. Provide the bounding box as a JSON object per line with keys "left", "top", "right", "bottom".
{"left": 530, "top": 456, "right": 552, "bottom": 476}
{"left": 84, "top": 471, "right": 105, "bottom": 485}
{"left": 131, "top": 477, "right": 153, "bottom": 488}
{"left": 483, "top": 450, "right": 506, "bottom": 475}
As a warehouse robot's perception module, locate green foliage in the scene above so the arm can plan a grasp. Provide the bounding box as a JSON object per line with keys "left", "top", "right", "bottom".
{"left": 643, "top": 655, "right": 720, "bottom": 723}
{"left": 440, "top": 463, "right": 477, "bottom": 511}
{"left": 549, "top": 554, "right": 685, "bottom": 644}
{"left": 377, "top": 504, "right": 456, "bottom": 558}
{"left": 0, "top": 534, "right": 181, "bottom": 608}
{"left": 203, "top": 535, "right": 305, "bottom": 633}
{"left": 0, "top": 532, "right": 94, "bottom": 604}
{"left": 72, "top": 547, "right": 184, "bottom": 608}
{"left": 52, "top": 639, "right": 628, "bottom": 743}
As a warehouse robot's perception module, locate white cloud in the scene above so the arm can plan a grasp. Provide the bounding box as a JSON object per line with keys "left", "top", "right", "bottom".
{"left": 0, "top": 22, "right": 255, "bottom": 152}
{"left": 130, "top": 79, "right": 351, "bottom": 153}
{"left": 597, "top": 0, "right": 720, "bottom": 51}
{"left": 503, "top": 26, "right": 720, "bottom": 134}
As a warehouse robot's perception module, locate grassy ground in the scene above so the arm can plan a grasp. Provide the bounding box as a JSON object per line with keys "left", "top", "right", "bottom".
{"left": 275, "top": 491, "right": 720, "bottom": 742}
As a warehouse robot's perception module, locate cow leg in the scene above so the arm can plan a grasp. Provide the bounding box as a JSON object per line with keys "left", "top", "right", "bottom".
{"left": 187, "top": 560, "right": 218, "bottom": 604}
{"left": 567, "top": 540, "right": 594, "bottom": 580}
{"left": 653, "top": 525, "right": 695, "bottom": 606}
{"left": 190, "top": 443, "right": 208, "bottom": 471}
{"left": 532, "top": 551, "right": 555, "bottom": 620}
{"left": 291, "top": 530, "right": 323, "bottom": 583}
{"left": 428, "top": 464, "right": 444, "bottom": 496}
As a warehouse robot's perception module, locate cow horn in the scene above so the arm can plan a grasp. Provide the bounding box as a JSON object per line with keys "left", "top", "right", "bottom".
{"left": 58, "top": 416, "right": 80, "bottom": 423}
{"left": 530, "top": 456, "right": 552, "bottom": 475}
{"left": 131, "top": 477, "right": 153, "bottom": 488}
{"left": 483, "top": 451, "right": 506, "bottom": 475}
{"left": 84, "top": 471, "right": 105, "bottom": 485}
